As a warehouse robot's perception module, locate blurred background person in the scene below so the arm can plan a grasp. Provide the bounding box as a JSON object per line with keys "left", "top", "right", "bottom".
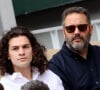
{"left": 21, "top": 80, "right": 49, "bottom": 90}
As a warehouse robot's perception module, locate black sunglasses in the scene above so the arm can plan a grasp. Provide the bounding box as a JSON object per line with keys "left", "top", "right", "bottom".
{"left": 64, "top": 24, "right": 89, "bottom": 33}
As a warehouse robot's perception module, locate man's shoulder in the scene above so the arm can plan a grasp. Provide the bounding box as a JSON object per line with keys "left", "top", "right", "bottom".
{"left": 91, "top": 45, "right": 100, "bottom": 55}
{"left": 91, "top": 43, "right": 100, "bottom": 50}
{"left": 90, "top": 41, "right": 100, "bottom": 51}
{"left": 90, "top": 41, "right": 100, "bottom": 46}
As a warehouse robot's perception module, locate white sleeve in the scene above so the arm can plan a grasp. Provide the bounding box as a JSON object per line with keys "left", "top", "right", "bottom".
{"left": 37, "top": 69, "right": 64, "bottom": 90}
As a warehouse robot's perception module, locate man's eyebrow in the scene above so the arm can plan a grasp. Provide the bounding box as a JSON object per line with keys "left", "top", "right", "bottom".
{"left": 10, "top": 44, "right": 31, "bottom": 47}
{"left": 23, "top": 44, "right": 31, "bottom": 46}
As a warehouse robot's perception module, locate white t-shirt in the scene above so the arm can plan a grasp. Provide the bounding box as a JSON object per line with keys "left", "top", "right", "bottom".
{"left": 0, "top": 68, "right": 64, "bottom": 90}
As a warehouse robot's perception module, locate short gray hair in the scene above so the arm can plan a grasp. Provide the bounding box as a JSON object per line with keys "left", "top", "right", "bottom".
{"left": 62, "top": 6, "right": 91, "bottom": 25}
{"left": 21, "top": 80, "right": 49, "bottom": 90}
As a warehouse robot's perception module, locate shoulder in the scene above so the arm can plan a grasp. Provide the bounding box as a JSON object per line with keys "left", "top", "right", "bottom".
{"left": 90, "top": 45, "right": 100, "bottom": 52}
{"left": 37, "top": 69, "right": 63, "bottom": 84}
{"left": 0, "top": 74, "right": 14, "bottom": 90}
{"left": 90, "top": 41, "right": 100, "bottom": 50}
{"left": 0, "top": 73, "right": 10, "bottom": 82}
{"left": 37, "top": 69, "right": 64, "bottom": 90}
{"left": 49, "top": 48, "right": 68, "bottom": 69}
{"left": 38, "top": 69, "right": 61, "bottom": 80}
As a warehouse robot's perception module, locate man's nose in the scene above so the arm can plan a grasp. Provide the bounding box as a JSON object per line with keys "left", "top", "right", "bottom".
{"left": 19, "top": 48, "right": 25, "bottom": 55}
{"left": 74, "top": 27, "right": 80, "bottom": 34}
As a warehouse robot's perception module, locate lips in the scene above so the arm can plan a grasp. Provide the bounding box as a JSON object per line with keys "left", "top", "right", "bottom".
{"left": 73, "top": 37, "right": 81, "bottom": 41}
{"left": 74, "top": 38, "right": 81, "bottom": 41}
{"left": 17, "top": 57, "right": 27, "bottom": 60}
{"left": 73, "top": 35, "right": 83, "bottom": 41}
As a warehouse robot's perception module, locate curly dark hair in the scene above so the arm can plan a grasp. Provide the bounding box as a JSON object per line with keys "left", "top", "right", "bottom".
{"left": 0, "top": 26, "right": 48, "bottom": 75}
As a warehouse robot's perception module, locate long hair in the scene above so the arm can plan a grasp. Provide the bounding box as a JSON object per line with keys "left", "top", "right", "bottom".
{"left": 0, "top": 26, "right": 48, "bottom": 75}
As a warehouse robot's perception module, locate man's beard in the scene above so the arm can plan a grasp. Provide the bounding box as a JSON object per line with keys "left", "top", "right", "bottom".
{"left": 66, "top": 34, "right": 91, "bottom": 52}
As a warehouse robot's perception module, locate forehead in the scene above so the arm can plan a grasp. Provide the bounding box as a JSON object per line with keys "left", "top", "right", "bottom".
{"left": 9, "top": 36, "right": 30, "bottom": 46}
{"left": 64, "top": 13, "right": 88, "bottom": 25}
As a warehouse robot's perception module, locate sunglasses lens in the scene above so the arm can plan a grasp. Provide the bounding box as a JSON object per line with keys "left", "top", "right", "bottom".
{"left": 65, "top": 26, "right": 75, "bottom": 33}
{"left": 78, "top": 24, "right": 88, "bottom": 32}
{"left": 65, "top": 24, "right": 88, "bottom": 33}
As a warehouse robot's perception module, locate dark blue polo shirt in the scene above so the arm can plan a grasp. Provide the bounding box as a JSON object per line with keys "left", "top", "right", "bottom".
{"left": 49, "top": 41, "right": 100, "bottom": 90}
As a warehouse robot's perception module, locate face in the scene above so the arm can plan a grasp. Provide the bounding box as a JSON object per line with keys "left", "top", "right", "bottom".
{"left": 8, "top": 36, "right": 33, "bottom": 70}
{"left": 63, "top": 13, "right": 93, "bottom": 51}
